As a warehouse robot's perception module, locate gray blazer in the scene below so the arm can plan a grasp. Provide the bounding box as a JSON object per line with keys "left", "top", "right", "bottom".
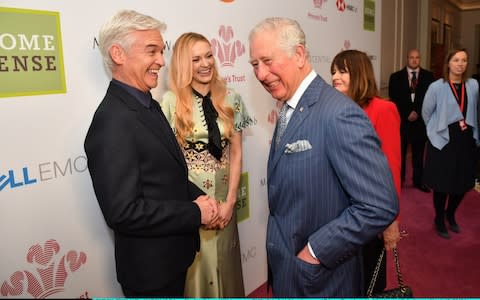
{"left": 266, "top": 75, "right": 398, "bottom": 297}
{"left": 422, "top": 78, "right": 479, "bottom": 149}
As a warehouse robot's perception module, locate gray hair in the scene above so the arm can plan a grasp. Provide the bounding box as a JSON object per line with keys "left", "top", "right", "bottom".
{"left": 249, "top": 17, "right": 308, "bottom": 57}
{"left": 98, "top": 10, "right": 166, "bottom": 72}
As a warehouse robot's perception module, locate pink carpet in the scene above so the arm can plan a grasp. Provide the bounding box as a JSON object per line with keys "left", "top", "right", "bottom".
{"left": 384, "top": 181, "right": 480, "bottom": 297}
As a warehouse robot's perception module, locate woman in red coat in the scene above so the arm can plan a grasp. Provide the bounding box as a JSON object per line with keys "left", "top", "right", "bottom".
{"left": 331, "top": 49, "right": 401, "bottom": 295}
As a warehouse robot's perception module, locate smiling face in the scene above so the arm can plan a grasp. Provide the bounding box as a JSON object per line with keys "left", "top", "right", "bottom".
{"left": 111, "top": 29, "right": 165, "bottom": 92}
{"left": 448, "top": 50, "right": 468, "bottom": 80}
{"left": 331, "top": 65, "right": 350, "bottom": 95}
{"left": 249, "top": 30, "right": 305, "bottom": 102}
{"left": 190, "top": 40, "right": 215, "bottom": 91}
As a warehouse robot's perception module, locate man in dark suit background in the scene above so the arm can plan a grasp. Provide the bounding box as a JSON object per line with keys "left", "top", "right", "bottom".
{"left": 389, "top": 49, "right": 434, "bottom": 192}
{"left": 84, "top": 10, "right": 218, "bottom": 297}
{"left": 248, "top": 17, "right": 398, "bottom": 297}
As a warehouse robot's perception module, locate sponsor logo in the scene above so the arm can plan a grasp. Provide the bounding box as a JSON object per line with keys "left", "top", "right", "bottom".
{"left": 236, "top": 172, "right": 250, "bottom": 222}
{"left": 0, "top": 7, "right": 66, "bottom": 98}
{"left": 93, "top": 37, "right": 173, "bottom": 53}
{"left": 211, "top": 25, "right": 245, "bottom": 68}
{"left": 314, "top": 0, "right": 327, "bottom": 8}
{"left": 336, "top": 0, "right": 359, "bottom": 13}
{"left": 1, "top": 239, "right": 87, "bottom": 298}
{"left": 211, "top": 25, "right": 247, "bottom": 85}
{"left": 310, "top": 55, "right": 332, "bottom": 65}
{"left": 364, "top": 0, "right": 376, "bottom": 31}
{"left": 267, "top": 101, "right": 283, "bottom": 125}
{"left": 308, "top": 0, "right": 329, "bottom": 22}
{"left": 267, "top": 101, "right": 284, "bottom": 146}
{"left": 241, "top": 246, "right": 257, "bottom": 263}
{"left": 341, "top": 39, "right": 352, "bottom": 51}
{"left": 0, "top": 155, "right": 87, "bottom": 192}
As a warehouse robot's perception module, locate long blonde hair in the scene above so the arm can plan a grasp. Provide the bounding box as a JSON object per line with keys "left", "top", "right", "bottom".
{"left": 168, "top": 32, "right": 234, "bottom": 146}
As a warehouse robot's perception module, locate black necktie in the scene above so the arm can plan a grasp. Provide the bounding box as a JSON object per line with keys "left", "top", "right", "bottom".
{"left": 410, "top": 71, "right": 417, "bottom": 91}
{"left": 192, "top": 89, "right": 222, "bottom": 160}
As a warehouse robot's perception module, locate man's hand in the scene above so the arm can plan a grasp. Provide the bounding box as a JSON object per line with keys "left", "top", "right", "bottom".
{"left": 382, "top": 220, "right": 401, "bottom": 251}
{"left": 203, "top": 201, "right": 234, "bottom": 230}
{"left": 297, "top": 245, "right": 320, "bottom": 265}
{"left": 408, "top": 111, "right": 418, "bottom": 122}
{"left": 193, "top": 195, "right": 219, "bottom": 225}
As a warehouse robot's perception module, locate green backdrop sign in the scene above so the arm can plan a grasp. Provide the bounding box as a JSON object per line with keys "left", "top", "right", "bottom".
{"left": 236, "top": 172, "right": 250, "bottom": 222}
{"left": 0, "top": 7, "right": 66, "bottom": 98}
{"left": 364, "top": 0, "right": 375, "bottom": 32}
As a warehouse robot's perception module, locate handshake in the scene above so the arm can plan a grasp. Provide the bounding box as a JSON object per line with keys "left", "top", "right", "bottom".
{"left": 193, "top": 195, "right": 234, "bottom": 230}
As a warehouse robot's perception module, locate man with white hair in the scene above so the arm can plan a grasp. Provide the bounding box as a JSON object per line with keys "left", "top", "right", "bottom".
{"left": 84, "top": 10, "right": 218, "bottom": 297}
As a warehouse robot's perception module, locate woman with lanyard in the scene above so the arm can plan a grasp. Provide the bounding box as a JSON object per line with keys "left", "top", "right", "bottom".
{"left": 422, "top": 48, "right": 479, "bottom": 239}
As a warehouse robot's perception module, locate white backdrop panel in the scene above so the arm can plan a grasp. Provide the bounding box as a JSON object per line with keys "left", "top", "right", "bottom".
{"left": 0, "top": 0, "right": 381, "bottom": 297}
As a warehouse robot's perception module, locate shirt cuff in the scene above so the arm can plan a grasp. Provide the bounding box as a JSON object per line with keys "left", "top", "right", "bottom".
{"left": 307, "top": 242, "right": 318, "bottom": 259}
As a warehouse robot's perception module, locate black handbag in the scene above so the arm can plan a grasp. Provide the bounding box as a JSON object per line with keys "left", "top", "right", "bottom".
{"left": 367, "top": 248, "right": 413, "bottom": 298}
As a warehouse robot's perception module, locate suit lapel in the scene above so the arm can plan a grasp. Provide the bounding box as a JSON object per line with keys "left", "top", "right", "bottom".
{"left": 138, "top": 106, "right": 186, "bottom": 167}
{"left": 109, "top": 83, "right": 186, "bottom": 168}
{"left": 268, "top": 76, "right": 322, "bottom": 177}
{"left": 402, "top": 68, "right": 410, "bottom": 91}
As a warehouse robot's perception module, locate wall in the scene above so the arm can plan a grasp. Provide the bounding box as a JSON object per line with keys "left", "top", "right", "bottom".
{"left": 0, "top": 0, "right": 382, "bottom": 298}
{"left": 380, "top": 0, "right": 420, "bottom": 97}
{"left": 460, "top": 9, "right": 480, "bottom": 75}
{"left": 380, "top": 0, "right": 480, "bottom": 97}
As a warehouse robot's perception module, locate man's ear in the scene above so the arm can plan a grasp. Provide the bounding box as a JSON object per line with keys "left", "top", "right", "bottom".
{"left": 295, "top": 44, "right": 307, "bottom": 67}
{"left": 109, "top": 44, "right": 125, "bottom": 65}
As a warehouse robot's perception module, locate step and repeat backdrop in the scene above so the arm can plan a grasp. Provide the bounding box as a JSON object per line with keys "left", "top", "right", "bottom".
{"left": 0, "top": 0, "right": 380, "bottom": 298}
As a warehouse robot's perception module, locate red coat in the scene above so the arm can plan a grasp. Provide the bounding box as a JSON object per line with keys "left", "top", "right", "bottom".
{"left": 364, "top": 97, "right": 402, "bottom": 215}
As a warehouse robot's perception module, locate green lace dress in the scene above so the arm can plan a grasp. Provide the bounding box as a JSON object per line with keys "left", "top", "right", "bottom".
{"left": 161, "top": 89, "right": 253, "bottom": 297}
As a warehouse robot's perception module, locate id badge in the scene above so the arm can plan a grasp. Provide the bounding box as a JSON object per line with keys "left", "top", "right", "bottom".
{"left": 410, "top": 93, "right": 415, "bottom": 102}
{"left": 459, "top": 119, "right": 467, "bottom": 131}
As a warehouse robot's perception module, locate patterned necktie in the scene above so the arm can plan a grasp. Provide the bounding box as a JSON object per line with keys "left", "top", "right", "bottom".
{"left": 275, "top": 103, "right": 289, "bottom": 147}
{"left": 410, "top": 71, "right": 417, "bottom": 91}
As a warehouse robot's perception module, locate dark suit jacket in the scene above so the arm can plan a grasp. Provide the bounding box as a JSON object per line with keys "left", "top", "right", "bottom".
{"left": 388, "top": 67, "right": 434, "bottom": 140}
{"left": 84, "top": 81, "right": 204, "bottom": 292}
{"left": 266, "top": 75, "right": 398, "bottom": 297}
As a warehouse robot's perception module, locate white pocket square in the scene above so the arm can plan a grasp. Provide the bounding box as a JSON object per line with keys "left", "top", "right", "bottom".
{"left": 284, "top": 140, "right": 312, "bottom": 153}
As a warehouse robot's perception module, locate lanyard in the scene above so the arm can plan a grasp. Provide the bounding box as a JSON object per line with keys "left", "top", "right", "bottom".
{"left": 449, "top": 81, "right": 465, "bottom": 111}
{"left": 449, "top": 80, "right": 467, "bottom": 130}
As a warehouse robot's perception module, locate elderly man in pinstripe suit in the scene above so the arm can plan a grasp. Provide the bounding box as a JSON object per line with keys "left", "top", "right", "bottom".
{"left": 248, "top": 17, "right": 399, "bottom": 297}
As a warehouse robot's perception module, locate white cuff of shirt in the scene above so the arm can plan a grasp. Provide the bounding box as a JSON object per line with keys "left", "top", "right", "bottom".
{"left": 307, "top": 242, "right": 318, "bottom": 259}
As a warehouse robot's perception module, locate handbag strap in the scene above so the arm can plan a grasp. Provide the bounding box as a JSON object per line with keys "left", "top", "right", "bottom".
{"left": 393, "top": 248, "right": 407, "bottom": 289}
{"left": 367, "top": 248, "right": 406, "bottom": 297}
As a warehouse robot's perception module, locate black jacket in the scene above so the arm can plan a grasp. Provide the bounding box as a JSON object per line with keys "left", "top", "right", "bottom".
{"left": 85, "top": 81, "right": 203, "bottom": 291}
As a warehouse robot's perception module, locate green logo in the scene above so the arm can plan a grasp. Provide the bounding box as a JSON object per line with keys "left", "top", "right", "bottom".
{"left": 364, "top": 0, "right": 375, "bottom": 32}
{"left": 236, "top": 172, "right": 250, "bottom": 222}
{"left": 0, "top": 7, "right": 66, "bottom": 98}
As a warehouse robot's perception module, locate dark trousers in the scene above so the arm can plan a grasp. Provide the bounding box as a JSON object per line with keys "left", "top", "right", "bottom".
{"left": 401, "top": 134, "right": 426, "bottom": 186}
{"left": 121, "top": 271, "right": 187, "bottom": 298}
{"left": 363, "top": 237, "right": 386, "bottom": 295}
{"left": 433, "top": 191, "right": 465, "bottom": 221}
{"left": 476, "top": 147, "right": 480, "bottom": 180}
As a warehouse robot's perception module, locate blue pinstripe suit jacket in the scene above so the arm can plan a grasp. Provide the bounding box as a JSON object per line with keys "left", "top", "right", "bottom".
{"left": 266, "top": 75, "right": 399, "bottom": 297}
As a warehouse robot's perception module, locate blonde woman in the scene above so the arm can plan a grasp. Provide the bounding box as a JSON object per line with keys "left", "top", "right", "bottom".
{"left": 161, "top": 32, "right": 252, "bottom": 297}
